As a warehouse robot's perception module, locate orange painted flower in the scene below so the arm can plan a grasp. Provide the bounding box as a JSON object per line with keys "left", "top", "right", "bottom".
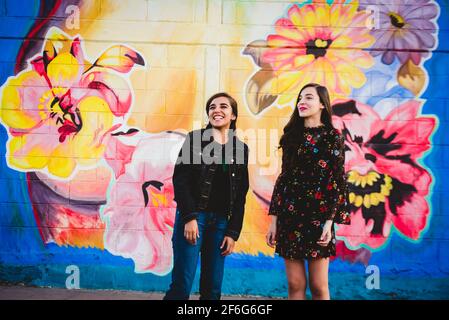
{"left": 262, "top": 1, "right": 375, "bottom": 104}
{"left": 0, "top": 27, "right": 144, "bottom": 178}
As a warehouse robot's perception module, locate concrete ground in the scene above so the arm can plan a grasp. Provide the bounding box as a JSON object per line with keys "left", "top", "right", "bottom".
{"left": 0, "top": 284, "right": 277, "bottom": 300}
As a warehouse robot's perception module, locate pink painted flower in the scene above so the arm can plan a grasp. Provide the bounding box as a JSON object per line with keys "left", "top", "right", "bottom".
{"left": 0, "top": 27, "right": 144, "bottom": 178}
{"left": 331, "top": 99, "right": 435, "bottom": 249}
{"left": 262, "top": 1, "right": 374, "bottom": 103}
{"left": 101, "top": 131, "right": 185, "bottom": 275}
{"left": 331, "top": 241, "right": 372, "bottom": 265}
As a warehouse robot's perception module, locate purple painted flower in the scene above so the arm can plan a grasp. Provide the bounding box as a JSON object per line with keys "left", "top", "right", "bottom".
{"left": 360, "top": 0, "right": 439, "bottom": 65}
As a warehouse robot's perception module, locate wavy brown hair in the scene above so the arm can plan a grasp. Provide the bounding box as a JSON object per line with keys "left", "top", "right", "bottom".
{"left": 279, "top": 83, "right": 334, "bottom": 170}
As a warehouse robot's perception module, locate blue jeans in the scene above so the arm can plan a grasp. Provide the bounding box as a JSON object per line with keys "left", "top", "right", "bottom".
{"left": 163, "top": 211, "right": 228, "bottom": 300}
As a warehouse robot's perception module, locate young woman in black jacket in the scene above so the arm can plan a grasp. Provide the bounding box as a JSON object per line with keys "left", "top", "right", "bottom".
{"left": 164, "top": 92, "right": 249, "bottom": 300}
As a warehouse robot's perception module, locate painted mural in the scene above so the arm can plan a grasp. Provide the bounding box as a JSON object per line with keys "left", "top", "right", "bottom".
{"left": 0, "top": 0, "right": 448, "bottom": 299}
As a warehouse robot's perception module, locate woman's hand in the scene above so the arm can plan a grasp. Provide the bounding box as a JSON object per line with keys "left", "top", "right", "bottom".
{"left": 184, "top": 219, "right": 199, "bottom": 245}
{"left": 317, "top": 220, "right": 333, "bottom": 246}
{"left": 266, "top": 218, "right": 277, "bottom": 248}
{"left": 220, "top": 236, "right": 235, "bottom": 256}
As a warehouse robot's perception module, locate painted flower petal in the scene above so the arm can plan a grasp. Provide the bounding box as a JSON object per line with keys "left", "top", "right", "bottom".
{"left": 408, "top": 29, "right": 436, "bottom": 48}
{"left": 381, "top": 50, "right": 396, "bottom": 65}
{"left": 0, "top": 71, "right": 48, "bottom": 130}
{"left": 42, "top": 26, "right": 71, "bottom": 61}
{"left": 373, "top": 31, "right": 395, "bottom": 54}
{"left": 70, "top": 37, "right": 85, "bottom": 62}
{"left": 105, "top": 135, "right": 137, "bottom": 179}
{"left": 406, "top": 4, "right": 439, "bottom": 20}
{"left": 7, "top": 136, "right": 49, "bottom": 170}
{"left": 266, "top": 34, "right": 302, "bottom": 49}
{"left": 314, "top": 3, "right": 330, "bottom": 26}
{"left": 390, "top": 193, "right": 430, "bottom": 240}
{"left": 72, "top": 96, "right": 114, "bottom": 164}
{"left": 48, "top": 142, "right": 76, "bottom": 178}
{"left": 277, "top": 71, "right": 301, "bottom": 94}
{"left": 92, "top": 45, "right": 145, "bottom": 73}
{"left": 336, "top": 208, "right": 389, "bottom": 249}
{"left": 288, "top": 4, "right": 305, "bottom": 27}
{"left": 275, "top": 18, "right": 306, "bottom": 41}
{"left": 30, "top": 57, "right": 46, "bottom": 76}
{"left": 80, "top": 71, "right": 132, "bottom": 117}
{"left": 47, "top": 52, "right": 83, "bottom": 88}
{"left": 367, "top": 100, "right": 434, "bottom": 183}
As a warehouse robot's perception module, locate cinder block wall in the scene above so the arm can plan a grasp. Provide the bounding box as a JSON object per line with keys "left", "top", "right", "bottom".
{"left": 0, "top": 0, "right": 448, "bottom": 299}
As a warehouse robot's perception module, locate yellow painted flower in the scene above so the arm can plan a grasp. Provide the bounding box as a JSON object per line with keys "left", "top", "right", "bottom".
{"left": 262, "top": 1, "right": 375, "bottom": 104}
{"left": 0, "top": 27, "right": 144, "bottom": 178}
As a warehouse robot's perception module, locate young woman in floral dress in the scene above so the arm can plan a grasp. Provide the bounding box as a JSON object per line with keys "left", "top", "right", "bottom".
{"left": 266, "top": 83, "right": 350, "bottom": 300}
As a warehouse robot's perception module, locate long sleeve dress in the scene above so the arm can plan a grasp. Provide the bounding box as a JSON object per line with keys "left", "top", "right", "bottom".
{"left": 268, "top": 124, "right": 350, "bottom": 260}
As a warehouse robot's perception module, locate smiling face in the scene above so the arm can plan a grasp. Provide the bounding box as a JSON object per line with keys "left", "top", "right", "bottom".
{"left": 207, "top": 96, "right": 236, "bottom": 130}
{"left": 297, "top": 86, "right": 325, "bottom": 120}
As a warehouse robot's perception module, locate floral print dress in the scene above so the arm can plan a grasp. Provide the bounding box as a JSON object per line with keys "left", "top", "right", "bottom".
{"left": 269, "top": 125, "right": 350, "bottom": 260}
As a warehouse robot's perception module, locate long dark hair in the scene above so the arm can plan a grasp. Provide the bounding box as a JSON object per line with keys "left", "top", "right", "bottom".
{"left": 279, "top": 83, "right": 334, "bottom": 169}
{"left": 205, "top": 92, "right": 238, "bottom": 130}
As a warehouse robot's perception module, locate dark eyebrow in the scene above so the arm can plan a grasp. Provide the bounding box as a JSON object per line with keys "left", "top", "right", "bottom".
{"left": 210, "top": 103, "right": 230, "bottom": 107}
{"left": 298, "top": 93, "right": 314, "bottom": 99}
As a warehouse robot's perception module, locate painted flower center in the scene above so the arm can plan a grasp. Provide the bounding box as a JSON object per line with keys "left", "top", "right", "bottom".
{"left": 142, "top": 180, "right": 165, "bottom": 207}
{"left": 347, "top": 171, "right": 393, "bottom": 209}
{"left": 389, "top": 12, "right": 405, "bottom": 28}
{"left": 46, "top": 88, "right": 82, "bottom": 143}
{"left": 306, "top": 38, "right": 332, "bottom": 58}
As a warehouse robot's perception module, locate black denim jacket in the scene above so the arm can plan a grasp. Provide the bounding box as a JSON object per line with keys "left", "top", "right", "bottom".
{"left": 172, "top": 129, "right": 249, "bottom": 241}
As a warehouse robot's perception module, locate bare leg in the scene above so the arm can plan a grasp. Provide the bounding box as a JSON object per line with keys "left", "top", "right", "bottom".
{"left": 308, "top": 257, "right": 330, "bottom": 300}
{"left": 284, "top": 258, "right": 307, "bottom": 300}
